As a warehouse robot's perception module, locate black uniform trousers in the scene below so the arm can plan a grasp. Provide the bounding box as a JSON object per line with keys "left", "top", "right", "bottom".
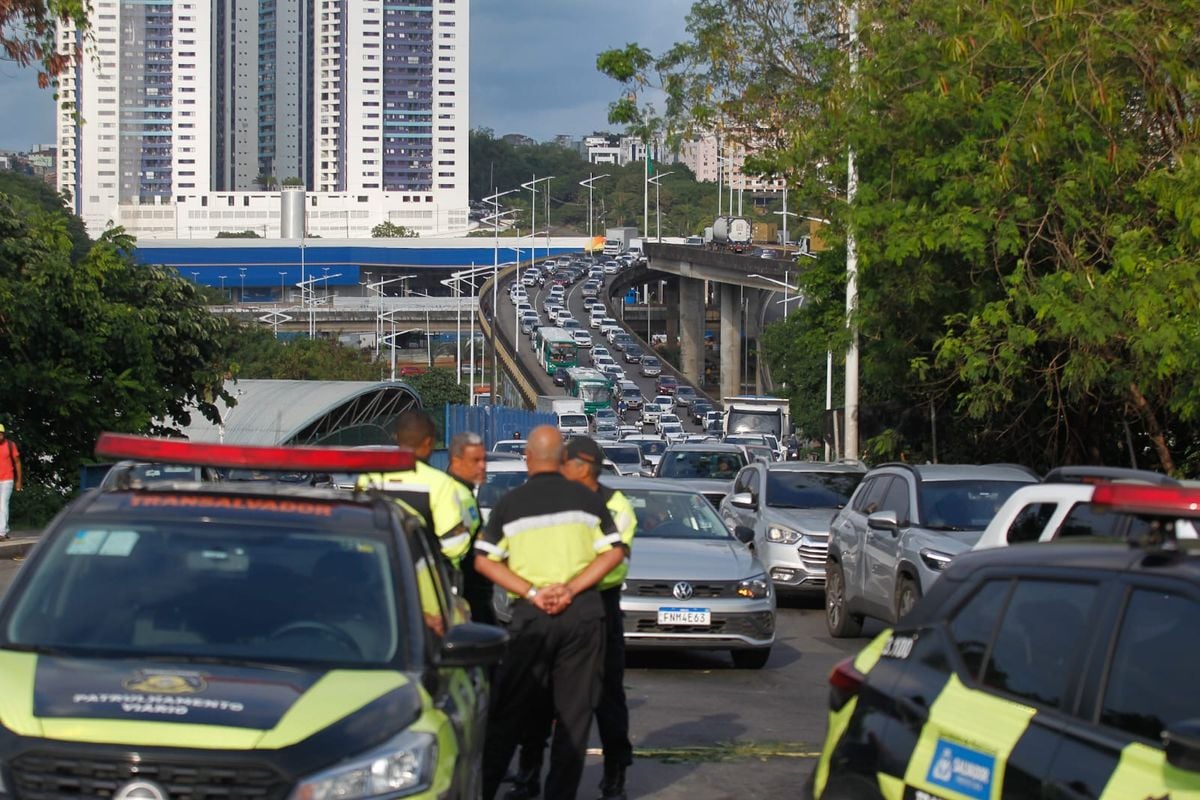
{"left": 595, "top": 586, "right": 633, "bottom": 767}
{"left": 514, "top": 586, "right": 632, "bottom": 777}
{"left": 482, "top": 590, "right": 606, "bottom": 800}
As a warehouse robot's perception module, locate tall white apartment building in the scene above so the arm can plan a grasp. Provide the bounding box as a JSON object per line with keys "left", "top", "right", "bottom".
{"left": 676, "top": 134, "right": 785, "bottom": 193}
{"left": 57, "top": 0, "right": 470, "bottom": 240}
{"left": 56, "top": 0, "right": 213, "bottom": 235}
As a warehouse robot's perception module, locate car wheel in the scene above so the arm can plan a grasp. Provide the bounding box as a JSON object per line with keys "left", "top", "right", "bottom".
{"left": 825, "top": 560, "right": 863, "bottom": 638}
{"left": 896, "top": 575, "right": 921, "bottom": 621}
{"left": 730, "top": 648, "right": 771, "bottom": 669}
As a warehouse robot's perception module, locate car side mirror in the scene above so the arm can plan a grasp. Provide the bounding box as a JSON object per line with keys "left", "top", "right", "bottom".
{"left": 867, "top": 510, "right": 900, "bottom": 533}
{"left": 439, "top": 622, "right": 509, "bottom": 667}
{"left": 1166, "top": 720, "right": 1200, "bottom": 772}
{"left": 730, "top": 492, "right": 756, "bottom": 510}
{"left": 733, "top": 525, "right": 756, "bottom": 544}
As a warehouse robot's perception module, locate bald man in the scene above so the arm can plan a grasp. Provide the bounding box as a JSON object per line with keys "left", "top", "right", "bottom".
{"left": 474, "top": 425, "right": 623, "bottom": 800}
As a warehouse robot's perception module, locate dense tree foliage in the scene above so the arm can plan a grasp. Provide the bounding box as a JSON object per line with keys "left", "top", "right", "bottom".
{"left": 227, "top": 327, "right": 381, "bottom": 382}
{"left": 371, "top": 221, "right": 419, "bottom": 238}
{"left": 469, "top": 128, "right": 729, "bottom": 238}
{"left": 603, "top": 0, "right": 1200, "bottom": 474}
{"left": 0, "top": 174, "right": 235, "bottom": 491}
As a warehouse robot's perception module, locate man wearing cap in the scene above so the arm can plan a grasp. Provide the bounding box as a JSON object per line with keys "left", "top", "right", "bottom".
{"left": 357, "top": 409, "right": 475, "bottom": 566}
{"left": 0, "top": 425, "right": 22, "bottom": 540}
{"left": 474, "top": 425, "right": 623, "bottom": 800}
{"left": 506, "top": 436, "right": 638, "bottom": 800}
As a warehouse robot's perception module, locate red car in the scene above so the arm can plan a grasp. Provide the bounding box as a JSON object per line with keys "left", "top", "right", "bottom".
{"left": 656, "top": 374, "right": 678, "bottom": 395}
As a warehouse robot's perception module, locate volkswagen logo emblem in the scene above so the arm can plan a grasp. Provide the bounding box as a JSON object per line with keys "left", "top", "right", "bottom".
{"left": 672, "top": 581, "right": 694, "bottom": 600}
{"left": 114, "top": 780, "right": 167, "bottom": 800}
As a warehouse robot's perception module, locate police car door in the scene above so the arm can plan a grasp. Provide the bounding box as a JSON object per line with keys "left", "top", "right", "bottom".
{"left": 1041, "top": 579, "right": 1200, "bottom": 800}
{"left": 892, "top": 577, "right": 1099, "bottom": 799}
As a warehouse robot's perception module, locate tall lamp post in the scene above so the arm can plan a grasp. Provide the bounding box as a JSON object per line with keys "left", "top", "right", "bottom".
{"left": 483, "top": 188, "right": 518, "bottom": 405}
{"left": 521, "top": 175, "right": 554, "bottom": 265}
{"left": 239, "top": 268, "right": 246, "bottom": 305}
{"left": 579, "top": 173, "right": 609, "bottom": 240}
{"left": 775, "top": 187, "right": 797, "bottom": 247}
{"left": 647, "top": 171, "right": 674, "bottom": 242}
{"left": 368, "top": 275, "right": 415, "bottom": 358}
{"left": 219, "top": 275, "right": 227, "bottom": 302}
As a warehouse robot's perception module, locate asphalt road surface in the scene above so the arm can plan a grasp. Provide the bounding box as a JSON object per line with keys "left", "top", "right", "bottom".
{"left": 0, "top": 548, "right": 884, "bottom": 798}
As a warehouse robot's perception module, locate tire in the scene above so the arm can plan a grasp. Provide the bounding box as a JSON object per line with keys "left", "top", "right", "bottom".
{"left": 895, "top": 575, "right": 922, "bottom": 621}
{"left": 731, "top": 648, "right": 771, "bottom": 669}
{"left": 825, "top": 560, "right": 864, "bottom": 638}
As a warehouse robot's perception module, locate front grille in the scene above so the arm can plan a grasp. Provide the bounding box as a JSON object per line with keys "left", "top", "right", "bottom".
{"left": 798, "top": 536, "right": 829, "bottom": 568}
{"left": 11, "top": 751, "right": 289, "bottom": 800}
{"left": 625, "top": 580, "right": 733, "bottom": 599}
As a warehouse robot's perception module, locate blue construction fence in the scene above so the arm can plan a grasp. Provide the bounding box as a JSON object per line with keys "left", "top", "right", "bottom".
{"left": 444, "top": 404, "right": 556, "bottom": 450}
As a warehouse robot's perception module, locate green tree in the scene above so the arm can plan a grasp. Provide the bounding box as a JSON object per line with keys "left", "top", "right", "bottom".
{"left": 0, "top": 193, "right": 235, "bottom": 493}
{"left": 282, "top": 176, "right": 304, "bottom": 187}
{"left": 402, "top": 369, "right": 469, "bottom": 445}
{"left": 371, "top": 221, "right": 420, "bottom": 238}
{"left": 216, "top": 230, "right": 261, "bottom": 239}
{"left": 604, "top": 0, "right": 1200, "bottom": 474}
{"left": 227, "top": 327, "right": 381, "bottom": 381}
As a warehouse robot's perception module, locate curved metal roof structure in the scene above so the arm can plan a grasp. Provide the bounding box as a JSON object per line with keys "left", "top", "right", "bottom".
{"left": 179, "top": 379, "right": 421, "bottom": 446}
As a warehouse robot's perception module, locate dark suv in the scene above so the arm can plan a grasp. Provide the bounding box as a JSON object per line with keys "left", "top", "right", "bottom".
{"left": 810, "top": 483, "right": 1200, "bottom": 799}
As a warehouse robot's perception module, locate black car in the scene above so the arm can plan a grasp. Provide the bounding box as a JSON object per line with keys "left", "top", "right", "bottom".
{"left": 553, "top": 366, "right": 569, "bottom": 386}
{"left": 0, "top": 434, "right": 507, "bottom": 799}
{"left": 810, "top": 482, "right": 1200, "bottom": 799}
{"left": 690, "top": 402, "right": 714, "bottom": 425}
{"left": 623, "top": 344, "right": 644, "bottom": 364}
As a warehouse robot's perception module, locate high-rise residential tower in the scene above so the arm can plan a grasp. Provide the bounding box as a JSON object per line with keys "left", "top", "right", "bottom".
{"left": 57, "top": 0, "right": 469, "bottom": 239}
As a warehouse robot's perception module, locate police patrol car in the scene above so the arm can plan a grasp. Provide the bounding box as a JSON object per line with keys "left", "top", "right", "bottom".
{"left": 809, "top": 482, "right": 1200, "bottom": 800}
{"left": 0, "top": 434, "right": 506, "bottom": 800}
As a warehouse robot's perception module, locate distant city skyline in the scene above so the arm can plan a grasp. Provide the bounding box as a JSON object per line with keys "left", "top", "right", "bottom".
{"left": 0, "top": 0, "right": 691, "bottom": 152}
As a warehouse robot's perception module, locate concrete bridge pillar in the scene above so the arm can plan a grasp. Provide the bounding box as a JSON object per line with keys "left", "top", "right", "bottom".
{"left": 678, "top": 276, "right": 706, "bottom": 386}
{"left": 720, "top": 283, "right": 742, "bottom": 400}
{"left": 663, "top": 278, "right": 679, "bottom": 345}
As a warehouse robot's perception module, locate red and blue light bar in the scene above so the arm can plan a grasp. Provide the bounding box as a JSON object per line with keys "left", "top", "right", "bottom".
{"left": 1091, "top": 484, "right": 1200, "bottom": 516}
{"left": 95, "top": 433, "right": 415, "bottom": 473}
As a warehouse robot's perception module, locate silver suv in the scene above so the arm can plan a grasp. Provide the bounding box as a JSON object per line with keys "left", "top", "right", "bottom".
{"left": 719, "top": 461, "right": 866, "bottom": 595}
{"left": 825, "top": 462, "right": 1037, "bottom": 636}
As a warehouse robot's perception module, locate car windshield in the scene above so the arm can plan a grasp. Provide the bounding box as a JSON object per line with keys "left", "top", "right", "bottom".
{"left": 621, "top": 488, "right": 733, "bottom": 540}
{"left": 559, "top": 414, "right": 588, "bottom": 428}
{"left": 493, "top": 441, "right": 526, "bottom": 455}
{"left": 478, "top": 470, "right": 529, "bottom": 510}
{"left": 602, "top": 446, "right": 642, "bottom": 464}
{"left": 658, "top": 450, "right": 746, "bottom": 479}
{"left": 6, "top": 521, "right": 401, "bottom": 665}
{"left": 919, "top": 480, "right": 1031, "bottom": 531}
{"left": 766, "top": 471, "right": 863, "bottom": 508}
{"left": 635, "top": 440, "right": 667, "bottom": 456}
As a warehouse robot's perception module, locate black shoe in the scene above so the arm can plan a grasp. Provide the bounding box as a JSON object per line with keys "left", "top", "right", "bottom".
{"left": 502, "top": 770, "right": 540, "bottom": 800}
{"left": 598, "top": 762, "right": 627, "bottom": 800}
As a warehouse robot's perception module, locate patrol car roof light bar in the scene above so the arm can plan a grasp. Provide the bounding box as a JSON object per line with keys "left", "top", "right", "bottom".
{"left": 95, "top": 433, "right": 416, "bottom": 473}
{"left": 1091, "top": 484, "right": 1200, "bottom": 517}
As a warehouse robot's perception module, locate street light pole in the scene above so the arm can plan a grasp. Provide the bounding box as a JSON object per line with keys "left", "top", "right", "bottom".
{"left": 775, "top": 187, "right": 797, "bottom": 247}
{"left": 483, "top": 188, "right": 518, "bottom": 406}
{"left": 239, "top": 268, "right": 246, "bottom": 305}
{"left": 521, "top": 175, "right": 554, "bottom": 264}
{"left": 648, "top": 171, "right": 674, "bottom": 242}
{"left": 579, "top": 173, "right": 609, "bottom": 240}
{"left": 219, "top": 275, "right": 226, "bottom": 302}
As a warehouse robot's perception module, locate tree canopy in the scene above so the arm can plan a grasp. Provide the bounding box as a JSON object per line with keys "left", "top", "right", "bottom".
{"left": 602, "top": 0, "right": 1200, "bottom": 474}
{"left": 371, "top": 220, "right": 420, "bottom": 238}
{"left": 0, "top": 173, "right": 235, "bottom": 490}
{"left": 1, "top": 0, "right": 90, "bottom": 87}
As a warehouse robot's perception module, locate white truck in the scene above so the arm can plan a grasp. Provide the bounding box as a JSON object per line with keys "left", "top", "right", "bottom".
{"left": 627, "top": 237, "right": 647, "bottom": 264}
{"left": 603, "top": 227, "right": 639, "bottom": 256}
{"left": 535, "top": 395, "right": 589, "bottom": 436}
{"left": 722, "top": 395, "right": 791, "bottom": 441}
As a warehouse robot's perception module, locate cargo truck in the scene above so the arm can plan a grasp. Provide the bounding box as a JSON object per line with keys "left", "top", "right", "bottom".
{"left": 723, "top": 395, "right": 791, "bottom": 440}
{"left": 603, "top": 227, "right": 639, "bottom": 256}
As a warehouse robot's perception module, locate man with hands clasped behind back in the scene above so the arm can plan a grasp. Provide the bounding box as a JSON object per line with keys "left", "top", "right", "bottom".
{"left": 474, "top": 425, "right": 623, "bottom": 800}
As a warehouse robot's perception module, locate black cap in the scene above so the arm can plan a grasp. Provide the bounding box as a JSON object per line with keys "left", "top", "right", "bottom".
{"left": 563, "top": 435, "right": 606, "bottom": 465}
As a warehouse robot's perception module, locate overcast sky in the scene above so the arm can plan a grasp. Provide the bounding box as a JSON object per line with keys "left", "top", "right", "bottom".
{"left": 0, "top": 0, "right": 691, "bottom": 151}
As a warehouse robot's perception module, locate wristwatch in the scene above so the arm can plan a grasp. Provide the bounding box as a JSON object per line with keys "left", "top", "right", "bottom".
{"left": 525, "top": 586, "right": 539, "bottom": 600}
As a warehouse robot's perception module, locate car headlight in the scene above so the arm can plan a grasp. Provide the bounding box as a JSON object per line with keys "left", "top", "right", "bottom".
{"left": 766, "top": 526, "right": 801, "bottom": 545}
{"left": 737, "top": 574, "right": 770, "bottom": 599}
{"left": 289, "top": 731, "right": 436, "bottom": 800}
{"left": 919, "top": 548, "right": 954, "bottom": 571}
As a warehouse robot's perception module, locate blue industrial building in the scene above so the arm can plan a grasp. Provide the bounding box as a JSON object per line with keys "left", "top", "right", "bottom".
{"left": 134, "top": 238, "right": 589, "bottom": 301}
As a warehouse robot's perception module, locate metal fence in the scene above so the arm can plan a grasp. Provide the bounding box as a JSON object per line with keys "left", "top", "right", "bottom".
{"left": 443, "top": 404, "right": 555, "bottom": 450}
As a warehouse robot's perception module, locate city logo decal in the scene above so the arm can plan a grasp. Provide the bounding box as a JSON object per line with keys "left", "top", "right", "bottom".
{"left": 926, "top": 738, "right": 995, "bottom": 800}
{"left": 124, "top": 669, "right": 207, "bottom": 695}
